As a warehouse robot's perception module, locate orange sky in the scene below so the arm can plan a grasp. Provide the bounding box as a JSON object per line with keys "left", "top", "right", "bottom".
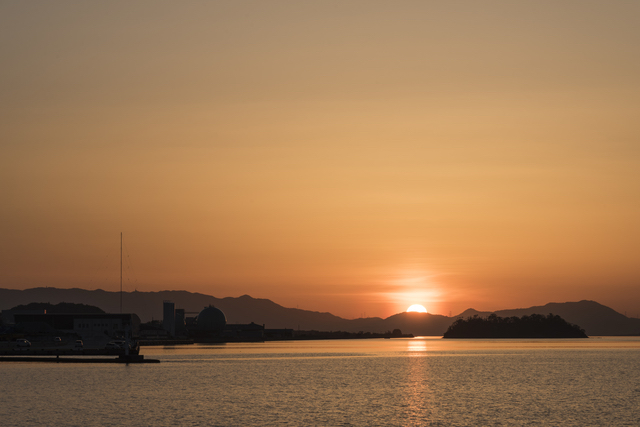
{"left": 1, "top": 1, "right": 639, "bottom": 319}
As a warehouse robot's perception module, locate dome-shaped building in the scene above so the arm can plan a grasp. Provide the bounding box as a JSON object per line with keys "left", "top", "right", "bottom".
{"left": 196, "top": 305, "right": 227, "bottom": 332}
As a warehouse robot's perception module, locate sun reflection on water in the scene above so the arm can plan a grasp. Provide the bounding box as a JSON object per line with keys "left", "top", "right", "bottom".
{"left": 407, "top": 338, "right": 428, "bottom": 354}
{"left": 402, "top": 338, "right": 435, "bottom": 424}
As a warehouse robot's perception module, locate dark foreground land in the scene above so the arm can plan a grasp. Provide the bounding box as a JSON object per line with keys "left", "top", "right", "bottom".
{"left": 443, "top": 313, "right": 588, "bottom": 338}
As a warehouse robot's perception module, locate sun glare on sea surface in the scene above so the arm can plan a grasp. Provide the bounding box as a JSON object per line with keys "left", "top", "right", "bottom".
{"left": 406, "top": 304, "right": 428, "bottom": 313}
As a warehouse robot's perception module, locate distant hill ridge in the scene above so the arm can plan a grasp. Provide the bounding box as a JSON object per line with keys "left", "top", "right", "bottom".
{"left": 1, "top": 287, "right": 639, "bottom": 336}
{"left": 10, "top": 302, "right": 105, "bottom": 314}
{"left": 458, "top": 300, "right": 639, "bottom": 336}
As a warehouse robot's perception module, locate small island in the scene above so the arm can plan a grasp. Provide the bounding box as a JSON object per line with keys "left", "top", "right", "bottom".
{"left": 443, "top": 313, "right": 588, "bottom": 338}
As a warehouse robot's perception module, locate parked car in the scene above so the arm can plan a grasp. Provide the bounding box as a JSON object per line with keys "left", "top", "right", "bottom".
{"left": 74, "top": 340, "right": 83, "bottom": 349}
{"left": 15, "top": 339, "right": 31, "bottom": 348}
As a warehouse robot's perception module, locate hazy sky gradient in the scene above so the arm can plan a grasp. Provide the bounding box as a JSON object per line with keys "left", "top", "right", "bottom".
{"left": 2, "top": 1, "right": 639, "bottom": 318}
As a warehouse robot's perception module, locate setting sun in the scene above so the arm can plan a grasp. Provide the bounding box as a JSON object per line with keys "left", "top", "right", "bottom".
{"left": 406, "top": 304, "right": 428, "bottom": 313}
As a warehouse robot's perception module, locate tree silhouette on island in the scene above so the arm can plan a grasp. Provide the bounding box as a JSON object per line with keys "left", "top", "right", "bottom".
{"left": 443, "top": 313, "right": 588, "bottom": 338}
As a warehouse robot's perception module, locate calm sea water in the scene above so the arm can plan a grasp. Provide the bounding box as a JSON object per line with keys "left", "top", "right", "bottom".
{"left": 1, "top": 337, "right": 639, "bottom": 426}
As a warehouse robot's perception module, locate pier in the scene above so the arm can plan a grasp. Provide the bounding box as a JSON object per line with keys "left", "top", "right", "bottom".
{"left": 0, "top": 355, "right": 159, "bottom": 363}
{"left": 0, "top": 347, "right": 159, "bottom": 363}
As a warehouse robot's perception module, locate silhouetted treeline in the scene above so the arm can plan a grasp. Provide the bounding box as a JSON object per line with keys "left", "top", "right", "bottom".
{"left": 443, "top": 313, "right": 588, "bottom": 338}
{"left": 10, "top": 302, "right": 105, "bottom": 314}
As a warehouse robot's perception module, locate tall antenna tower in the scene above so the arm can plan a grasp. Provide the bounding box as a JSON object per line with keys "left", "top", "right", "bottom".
{"left": 120, "top": 232, "right": 123, "bottom": 313}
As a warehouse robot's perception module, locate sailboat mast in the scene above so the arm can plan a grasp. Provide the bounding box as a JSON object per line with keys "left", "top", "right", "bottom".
{"left": 120, "top": 232, "right": 123, "bottom": 313}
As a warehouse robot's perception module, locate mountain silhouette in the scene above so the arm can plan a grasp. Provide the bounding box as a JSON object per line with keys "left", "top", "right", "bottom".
{"left": 1, "top": 288, "right": 639, "bottom": 336}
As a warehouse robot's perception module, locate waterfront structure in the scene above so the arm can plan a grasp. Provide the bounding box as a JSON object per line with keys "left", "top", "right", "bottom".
{"left": 12, "top": 313, "right": 140, "bottom": 340}
{"left": 163, "top": 301, "right": 175, "bottom": 337}
{"left": 138, "top": 324, "right": 169, "bottom": 339}
{"left": 175, "top": 308, "right": 186, "bottom": 336}
{"left": 264, "top": 328, "right": 294, "bottom": 339}
{"left": 223, "top": 322, "right": 264, "bottom": 340}
{"left": 143, "top": 302, "right": 293, "bottom": 343}
{"left": 188, "top": 305, "right": 274, "bottom": 341}
{"left": 1, "top": 308, "right": 46, "bottom": 325}
{"left": 195, "top": 305, "right": 226, "bottom": 332}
